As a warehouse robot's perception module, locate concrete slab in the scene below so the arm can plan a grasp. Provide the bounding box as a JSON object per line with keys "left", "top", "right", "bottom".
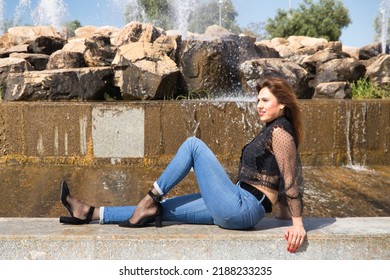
{"left": 0, "top": 217, "right": 389, "bottom": 260}
{"left": 92, "top": 106, "right": 145, "bottom": 159}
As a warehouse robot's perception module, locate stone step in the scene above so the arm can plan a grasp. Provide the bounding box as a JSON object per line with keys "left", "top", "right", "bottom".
{"left": 0, "top": 217, "right": 389, "bottom": 260}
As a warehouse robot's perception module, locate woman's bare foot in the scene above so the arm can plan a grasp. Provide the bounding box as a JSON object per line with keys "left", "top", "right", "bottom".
{"left": 128, "top": 192, "right": 159, "bottom": 224}
{"left": 66, "top": 195, "right": 99, "bottom": 221}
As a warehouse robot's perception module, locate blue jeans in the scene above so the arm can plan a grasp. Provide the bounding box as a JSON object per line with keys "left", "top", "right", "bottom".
{"left": 102, "top": 137, "right": 266, "bottom": 229}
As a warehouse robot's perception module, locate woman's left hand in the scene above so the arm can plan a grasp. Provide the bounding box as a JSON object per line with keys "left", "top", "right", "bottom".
{"left": 284, "top": 224, "right": 306, "bottom": 253}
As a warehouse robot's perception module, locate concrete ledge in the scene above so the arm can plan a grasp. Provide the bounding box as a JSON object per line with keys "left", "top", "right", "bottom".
{"left": 1, "top": 217, "right": 389, "bottom": 260}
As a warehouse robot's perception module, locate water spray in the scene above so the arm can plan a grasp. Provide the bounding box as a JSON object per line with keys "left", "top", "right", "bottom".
{"left": 380, "top": 0, "right": 390, "bottom": 53}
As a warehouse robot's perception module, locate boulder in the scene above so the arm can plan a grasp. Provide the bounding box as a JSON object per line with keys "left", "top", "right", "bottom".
{"left": 313, "top": 82, "right": 352, "bottom": 99}
{"left": 0, "top": 57, "right": 33, "bottom": 85}
{"left": 114, "top": 22, "right": 164, "bottom": 46}
{"left": 9, "top": 53, "right": 50, "bottom": 71}
{"left": 46, "top": 50, "right": 86, "bottom": 69}
{"left": 238, "top": 58, "right": 311, "bottom": 98}
{"left": 313, "top": 57, "right": 366, "bottom": 87}
{"left": 112, "top": 42, "right": 180, "bottom": 100}
{"left": 365, "top": 54, "right": 390, "bottom": 87}
{"left": 27, "top": 36, "right": 66, "bottom": 55}
{"left": 62, "top": 38, "right": 87, "bottom": 53}
{"left": 6, "top": 26, "right": 62, "bottom": 46}
{"left": 178, "top": 38, "right": 241, "bottom": 97}
{"left": 3, "top": 67, "right": 113, "bottom": 101}
{"left": 83, "top": 35, "right": 117, "bottom": 67}
{"left": 358, "top": 43, "right": 382, "bottom": 60}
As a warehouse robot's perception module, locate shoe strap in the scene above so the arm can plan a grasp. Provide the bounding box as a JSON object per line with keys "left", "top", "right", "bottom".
{"left": 148, "top": 190, "right": 161, "bottom": 203}
{"left": 86, "top": 206, "right": 95, "bottom": 222}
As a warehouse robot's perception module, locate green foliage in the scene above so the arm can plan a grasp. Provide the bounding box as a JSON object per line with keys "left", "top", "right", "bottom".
{"left": 265, "top": 0, "right": 351, "bottom": 41}
{"left": 64, "top": 20, "right": 82, "bottom": 38}
{"left": 188, "top": 0, "right": 240, "bottom": 34}
{"left": 240, "top": 22, "right": 267, "bottom": 41}
{"left": 351, "top": 78, "right": 390, "bottom": 99}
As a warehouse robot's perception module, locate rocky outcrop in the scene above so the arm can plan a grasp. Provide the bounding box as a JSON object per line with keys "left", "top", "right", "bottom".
{"left": 0, "top": 23, "right": 388, "bottom": 101}
{"left": 239, "top": 58, "right": 311, "bottom": 98}
{"left": 3, "top": 67, "right": 113, "bottom": 101}
{"left": 313, "top": 82, "right": 352, "bottom": 99}
{"left": 365, "top": 54, "right": 390, "bottom": 87}
{"left": 112, "top": 41, "right": 180, "bottom": 100}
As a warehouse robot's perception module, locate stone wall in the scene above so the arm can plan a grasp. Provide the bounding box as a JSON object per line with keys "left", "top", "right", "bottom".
{"left": 0, "top": 100, "right": 389, "bottom": 167}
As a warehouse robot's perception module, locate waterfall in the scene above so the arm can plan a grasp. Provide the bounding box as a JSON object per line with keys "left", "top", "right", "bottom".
{"left": 170, "top": 0, "right": 198, "bottom": 39}
{"left": 0, "top": 0, "right": 4, "bottom": 35}
{"left": 32, "top": 0, "right": 68, "bottom": 31}
{"left": 13, "top": 0, "right": 31, "bottom": 26}
{"left": 344, "top": 102, "right": 369, "bottom": 171}
{"left": 379, "top": 0, "right": 390, "bottom": 53}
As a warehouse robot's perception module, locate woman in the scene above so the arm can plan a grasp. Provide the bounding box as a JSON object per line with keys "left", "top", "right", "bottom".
{"left": 60, "top": 77, "right": 306, "bottom": 253}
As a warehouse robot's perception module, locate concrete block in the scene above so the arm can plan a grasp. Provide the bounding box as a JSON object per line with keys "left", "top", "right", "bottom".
{"left": 92, "top": 105, "right": 144, "bottom": 159}
{"left": 0, "top": 217, "right": 389, "bottom": 260}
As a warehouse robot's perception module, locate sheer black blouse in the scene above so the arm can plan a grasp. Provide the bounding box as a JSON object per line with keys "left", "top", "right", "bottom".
{"left": 237, "top": 116, "right": 304, "bottom": 217}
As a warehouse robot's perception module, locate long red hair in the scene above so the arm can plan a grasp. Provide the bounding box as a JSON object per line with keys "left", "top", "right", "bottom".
{"left": 256, "top": 77, "right": 304, "bottom": 147}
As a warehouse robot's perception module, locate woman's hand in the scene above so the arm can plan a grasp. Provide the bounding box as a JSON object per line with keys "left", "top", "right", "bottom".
{"left": 284, "top": 219, "right": 306, "bottom": 253}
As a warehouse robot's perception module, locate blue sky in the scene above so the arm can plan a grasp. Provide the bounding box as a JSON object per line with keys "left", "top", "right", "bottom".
{"left": 1, "top": 0, "right": 385, "bottom": 47}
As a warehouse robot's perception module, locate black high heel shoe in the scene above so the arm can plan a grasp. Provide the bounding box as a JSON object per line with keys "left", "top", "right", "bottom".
{"left": 59, "top": 180, "right": 95, "bottom": 225}
{"left": 119, "top": 190, "right": 163, "bottom": 228}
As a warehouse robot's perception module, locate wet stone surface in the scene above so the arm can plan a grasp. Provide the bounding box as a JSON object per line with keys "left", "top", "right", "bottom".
{"left": 0, "top": 164, "right": 389, "bottom": 218}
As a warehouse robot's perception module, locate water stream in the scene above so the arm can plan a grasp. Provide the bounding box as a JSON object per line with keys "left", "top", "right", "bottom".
{"left": 380, "top": 0, "right": 390, "bottom": 53}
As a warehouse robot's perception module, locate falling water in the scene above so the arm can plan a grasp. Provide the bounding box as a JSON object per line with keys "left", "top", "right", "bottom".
{"left": 13, "top": 0, "right": 31, "bottom": 26}
{"left": 32, "top": 0, "right": 68, "bottom": 31}
{"left": 379, "top": 0, "right": 390, "bottom": 53}
{"left": 170, "top": 0, "right": 198, "bottom": 39}
{"left": 0, "top": 0, "right": 4, "bottom": 35}
{"left": 111, "top": 0, "right": 147, "bottom": 24}
{"left": 344, "top": 102, "right": 369, "bottom": 171}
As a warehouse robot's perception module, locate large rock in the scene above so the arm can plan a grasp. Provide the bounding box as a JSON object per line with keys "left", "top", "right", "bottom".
{"left": 27, "top": 36, "right": 66, "bottom": 55}
{"left": 0, "top": 44, "right": 29, "bottom": 58}
{"left": 5, "top": 26, "right": 62, "bottom": 46}
{"left": 84, "top": 35, "right": 117, "bottom": 67}
{"left": 112, "top": 41, "right": 180, "bottom": 100}
{"left": 262, "top": 36, "right": 329, "bottom": 58}
{"left": 114, "top": 22, "right": 164, "bottom": 46}
{"left": 179, "top": 38, "right": 241, "bottom": 97}
{"left": 74, "top": 25, "right": 120, "bottom": 43}
{"left": 0, "top": 57, "right": 33, "bottom": 85}
{"left": 313, "top": 57, "right": 366, "bottom": 87}
{"left": 358, "top": 43, "right": 382, "bottom": 60}
{"left": 46, "top": 50, "right": 86, "bottom": 69}
{"left": 9, "top": 53, "right": 50, "bottom": 71}
{"left": 62, "top": 38, "right": 87, "bottom": 53}
{"left": 313, "top": 82, "right": 352, "bottom": 99}
{"left": 3, "top": 67, "right": 113, "bottom": 101}
{"left": 238, "top": 58, "right": 311, "bottom": 98}
{"left": 365, "top": 54, "right": 390, "bottom": 87}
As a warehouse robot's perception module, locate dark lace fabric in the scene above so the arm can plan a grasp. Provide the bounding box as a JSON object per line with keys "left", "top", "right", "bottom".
{"left": 237, "top": 116, "right": 304, "bottom": 217}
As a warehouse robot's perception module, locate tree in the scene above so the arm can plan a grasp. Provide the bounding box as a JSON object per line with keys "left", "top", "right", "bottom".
{"left": 265, "top": 0, "right": 351, "bottom": 41}
{"left": 240, "top": 22, "right": 267, "bottom": 41}
{"left": 188, "top": 0, "right": 240, "bottom": 34}
{"left": 64, "top": 20, "right": 82, "bottom": 38}
{"left": 124, "top": 0, "right": 174, "bottom": 29}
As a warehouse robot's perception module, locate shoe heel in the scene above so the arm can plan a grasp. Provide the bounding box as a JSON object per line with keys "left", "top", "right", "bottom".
{"left": 59, "top": 216, "right": 73, "bottom": 224}
{"left": 155, "top": 214, "right": 162, "bottom": 228}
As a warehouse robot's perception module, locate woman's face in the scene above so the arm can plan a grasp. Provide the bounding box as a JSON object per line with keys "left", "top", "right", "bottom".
{"left": 256, "top": 87, "right": 284, "bottom": 123}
